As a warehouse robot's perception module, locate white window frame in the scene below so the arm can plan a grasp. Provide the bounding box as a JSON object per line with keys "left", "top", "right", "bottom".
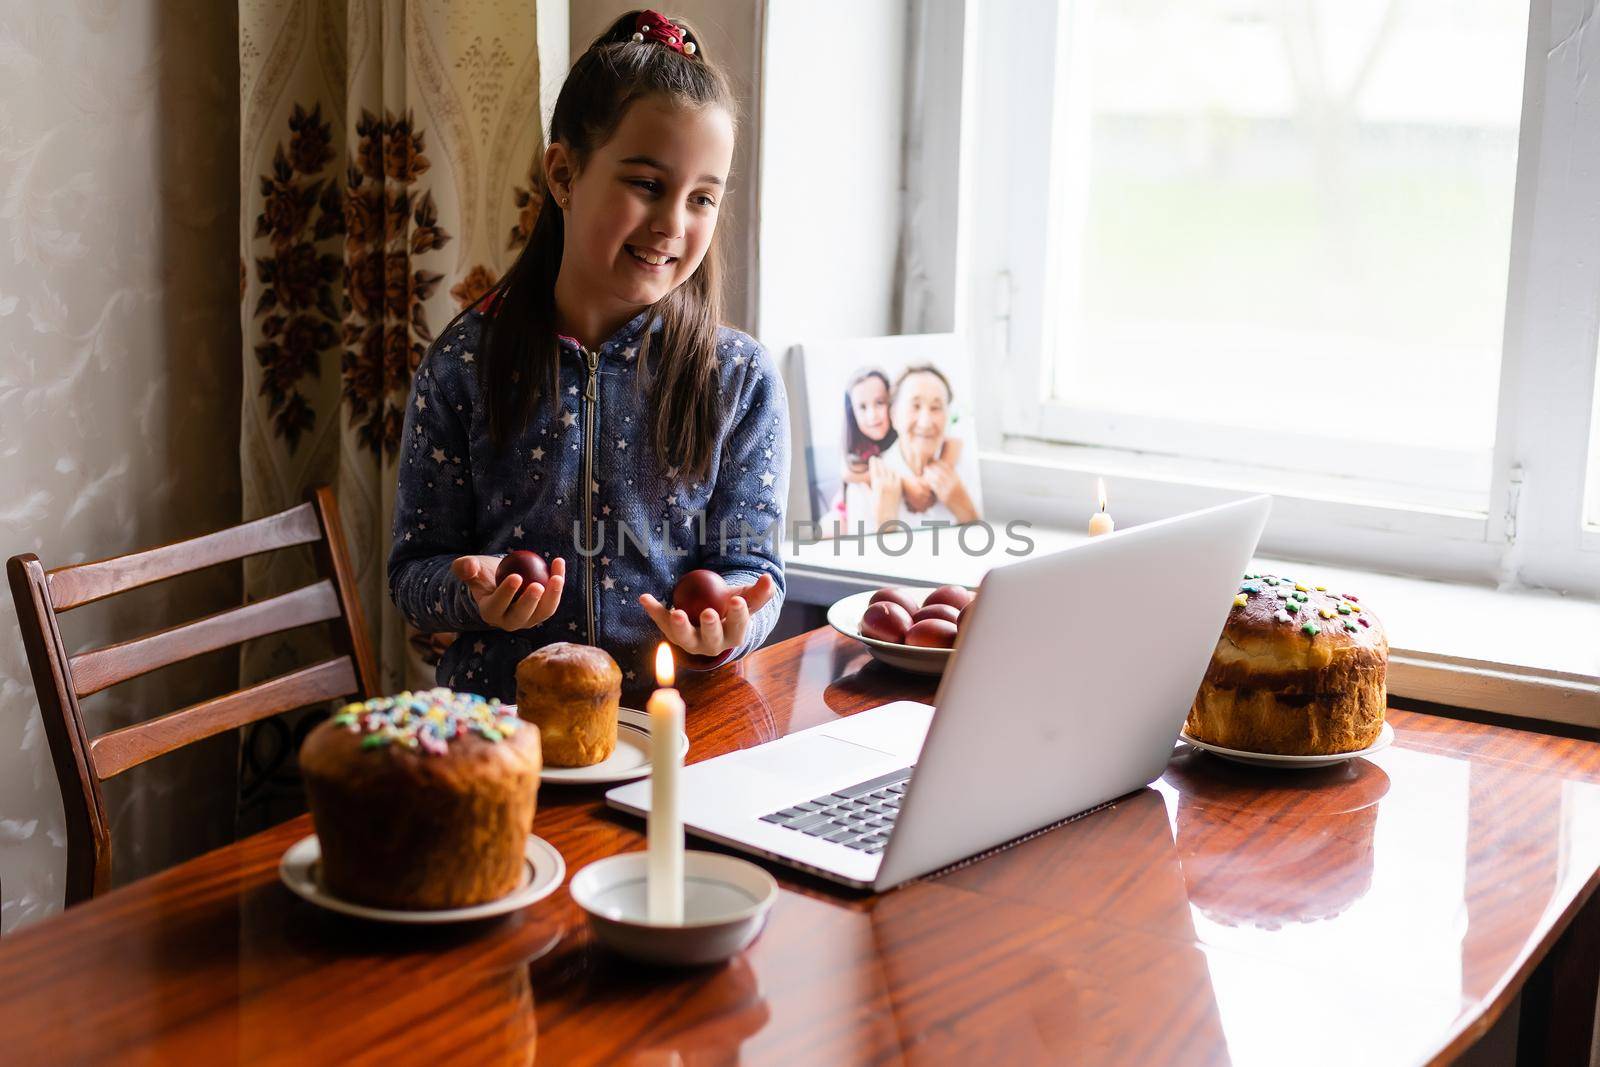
{"left": 932, "top": 0, "right": 1600, "bottom": 596}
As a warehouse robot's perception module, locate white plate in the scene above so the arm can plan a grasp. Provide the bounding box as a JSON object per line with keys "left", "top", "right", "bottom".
{"left": 505, "top": 706, "right": 689, "bottom": 785}
{"left": 1180, "top": 721, "right": 1395, "bottom": 769}
{"left": 827, "top": 587, "right": 958, "bottom": 676}
{"left": 278, "top": 833, "right": 565, "bottom": 923}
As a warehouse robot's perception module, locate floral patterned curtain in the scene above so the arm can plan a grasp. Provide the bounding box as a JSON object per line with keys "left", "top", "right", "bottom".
{"left": 237, "top": 0, "right": 543, "bottom": 826}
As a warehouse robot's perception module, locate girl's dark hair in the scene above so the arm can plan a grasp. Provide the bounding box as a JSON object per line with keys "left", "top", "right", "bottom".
{"left": 842, "top": 367, "right": 894, "bottom": 471}
{"left": 472, "top": 11, "right": 736, "bottom": 480}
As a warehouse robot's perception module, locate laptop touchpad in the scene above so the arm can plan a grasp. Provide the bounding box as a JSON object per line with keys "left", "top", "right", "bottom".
{"left": 819, "top": 704, "right": 931, "bottom": 761}
{"left": 736, "top": 733, "right": 899, "bottom": 788}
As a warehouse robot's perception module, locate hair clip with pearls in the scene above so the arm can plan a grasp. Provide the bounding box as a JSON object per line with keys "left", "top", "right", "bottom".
{"left": 631, "top": 9, "right": 696, "bottom": 55}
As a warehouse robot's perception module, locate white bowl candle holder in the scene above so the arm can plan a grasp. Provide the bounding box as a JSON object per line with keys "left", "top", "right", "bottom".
{"left": 569, "top": 850, "right": 778, "bottom": 966}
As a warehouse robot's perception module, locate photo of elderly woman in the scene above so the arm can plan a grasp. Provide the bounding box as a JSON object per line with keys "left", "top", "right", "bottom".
{"left": 800, "top": 335, "right": 985, "bottom": 539}
{"left": 849, "top": 364, "right": 977, "bottom": 532}
{"left": 829, "top": 368, "right": 928, "bottom": 531}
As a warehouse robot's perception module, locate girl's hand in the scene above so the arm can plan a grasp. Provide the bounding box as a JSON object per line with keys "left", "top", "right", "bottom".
{"left": 900, "top": 475, "right": 937, "bottom": 513}
{"left": 638, "top": 574, "right": 777, "bottom": 658}
{"left": 922, "top": 461, "right": 980, "bottom": 524}
{"left": 869, "top": 456, "right": 902, "bottom": 529}
{"left": 922, "top": 459, "right": 957, "bottom": 499}
{"left": 839, "top": 458, "right": 872, "bottom": 486}
{"left": 451, "top": 555, "right": 566, "bottom": 632}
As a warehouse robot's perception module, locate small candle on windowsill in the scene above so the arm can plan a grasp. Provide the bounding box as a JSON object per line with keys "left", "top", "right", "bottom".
{"left": 646, "top": 642, "right": 685, "bottom": 923}
{"left": 1088, "top": 477, "right": 1115, "bottom": 537}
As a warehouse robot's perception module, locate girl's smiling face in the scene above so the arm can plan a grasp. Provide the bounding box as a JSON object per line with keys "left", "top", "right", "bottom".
{"left": 850, "top": 376, "right": 891, "bottom": 441}
{"left": 551, "top": 95, "right": 735, "bottom": 316}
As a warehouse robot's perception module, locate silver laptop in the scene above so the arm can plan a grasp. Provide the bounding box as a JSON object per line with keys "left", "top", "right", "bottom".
{"left": 607, "top": 495, "right": 1271, "bottom": 891}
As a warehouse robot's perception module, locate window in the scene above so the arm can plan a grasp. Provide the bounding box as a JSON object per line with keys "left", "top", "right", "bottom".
{"left": 1046, "top": 0, "right": 1524, "bottom": 504}
{"left": 954, "top": 0, "right": 1600, "bottom": 594}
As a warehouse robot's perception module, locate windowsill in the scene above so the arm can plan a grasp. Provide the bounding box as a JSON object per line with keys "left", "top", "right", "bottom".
{"left": 1001, "top": 434, "right": 1490, "bottom": 521}
{"left": 783, "top": 523, "right": 1600, "bottom": 729}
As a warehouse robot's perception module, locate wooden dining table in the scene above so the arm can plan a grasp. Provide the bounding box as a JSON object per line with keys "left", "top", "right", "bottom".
{"left": 3, "top": 625, "right": 1600, "bottom": 1065}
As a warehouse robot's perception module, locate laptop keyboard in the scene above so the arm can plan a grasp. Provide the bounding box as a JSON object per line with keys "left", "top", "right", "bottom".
{"left": 757, "top": 767, "right": 912, "bottom": 855}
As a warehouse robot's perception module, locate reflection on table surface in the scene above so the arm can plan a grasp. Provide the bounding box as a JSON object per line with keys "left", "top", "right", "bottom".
{"left": 1, "top": 627, "right": 1598, "bottom": 1066}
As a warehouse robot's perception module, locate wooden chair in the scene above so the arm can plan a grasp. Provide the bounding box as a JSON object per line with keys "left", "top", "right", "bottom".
{"left": 6, "top": 486, "right": 378, "bottom": 906}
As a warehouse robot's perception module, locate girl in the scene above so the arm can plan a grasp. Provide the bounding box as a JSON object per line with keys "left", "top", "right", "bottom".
{"left": 388, "top": 10, "right": 787, "bottom": 700}
{"left": 842, "top": 368, "right": 896, "bottom": 473}
{"left": 828, "top": 368, "right": 900, "bottom": 533}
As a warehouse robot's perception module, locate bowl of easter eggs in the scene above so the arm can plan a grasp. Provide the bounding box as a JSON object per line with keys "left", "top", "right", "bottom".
{"left": 827, "top": 584, "right": 975, "bottom": 675}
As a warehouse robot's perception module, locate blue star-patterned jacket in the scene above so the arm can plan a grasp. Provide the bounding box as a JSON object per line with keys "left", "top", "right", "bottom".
{"left": 388, "top": 306, "right": 789, "bottom": 700}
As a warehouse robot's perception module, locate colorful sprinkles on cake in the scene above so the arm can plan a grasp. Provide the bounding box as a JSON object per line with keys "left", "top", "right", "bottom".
{"left": 1234, "top": 574, "right": 1371, "bottom": 639}
{"left": 331, "top": 688, "right": 519, "bottom": 756}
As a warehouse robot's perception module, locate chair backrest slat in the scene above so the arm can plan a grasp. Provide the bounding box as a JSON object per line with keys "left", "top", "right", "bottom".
{"left": 89, "top": 657, "right": 359, "bottom": 779}
{"left": 46, "top": 503, "right": 321, "bottom": 611}
{"left": 7, "top": 486, "right": 380, "bottom": 905}
{"left": 69, "top": 579, "right": 341, "bottom": 698}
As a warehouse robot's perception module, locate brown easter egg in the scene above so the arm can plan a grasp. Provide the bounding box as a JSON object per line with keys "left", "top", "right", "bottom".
{"left": 495, "top": 550, "right": 549, "bottom": 602}
{"left": 905, "top": 618, "right": 958, "bottom": 649}
{"left": 924, "top": 584, "right": 975, "bottom": 611}
{"left": 673, "top": 568, "right": 731, "bottom": 623}
{"left": 911, "top": 603, "right": 961, "bottom": 625}
{"left": 860, "top": 601, "right": 913, "bottom": 643}
{"left": 869, "top": 587, "right": 920, "bottom": 614}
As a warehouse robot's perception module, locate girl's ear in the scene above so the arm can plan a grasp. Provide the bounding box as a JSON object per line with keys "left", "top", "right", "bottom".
{"left": 544, "top": 141, "right": 575, "bottom": 208}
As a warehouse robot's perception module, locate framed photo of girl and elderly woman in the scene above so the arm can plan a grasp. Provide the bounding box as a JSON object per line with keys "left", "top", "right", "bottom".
{"left": 795, "top": 334, "right": 984, "bottom": 538}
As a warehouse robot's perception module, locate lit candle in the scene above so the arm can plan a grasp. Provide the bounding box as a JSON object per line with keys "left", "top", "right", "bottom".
{"left": 646, "top": 642, "right": 685, "bottom": 923}
{"left": 1088, "top": 477, "right": 1115, "bottom": 537}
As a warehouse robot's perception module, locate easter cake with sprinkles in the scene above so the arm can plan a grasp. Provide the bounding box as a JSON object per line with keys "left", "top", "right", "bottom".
{"left": 300, "top": 688, "right": 542, "bottom": 910}
{"left": 1186, "top": 575, "right": 1388, "bottom": 756}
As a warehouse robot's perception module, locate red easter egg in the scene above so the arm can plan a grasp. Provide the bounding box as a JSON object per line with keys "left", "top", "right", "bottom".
{"left": 905, "top": 618, "right": 958, "bottom": 649}
{"left": 860, "top": 602, "right": 913, "bottom": 643}
{"left": 957, "top": 603, "right": 972, "bottom": 638}
{"left": 924, "top": 584, "right": 975, "bottom": 611}
{"left": 869, "top": 587, "right": 920, "bottom": 614}
{"left": 911, "top": 603, "right": 961, "bottom": 625}
{"left": 495, "top": 550, "right": 549, "bottom": 602}
{"left": 673, "top": 568, "right": 731, "bottom": 623}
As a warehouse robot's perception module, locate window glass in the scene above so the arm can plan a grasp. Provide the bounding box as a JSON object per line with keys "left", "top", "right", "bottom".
{"left": 1049, "top": 0, "right": 1528, "bottom": 457}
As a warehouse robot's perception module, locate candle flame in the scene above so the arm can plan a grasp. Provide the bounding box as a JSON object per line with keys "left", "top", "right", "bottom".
{"left": 655, "top": 642, "right": 675, "bottom": 688}
{"left": 1096, "top": 477, "right": 1107, "bottom": 513}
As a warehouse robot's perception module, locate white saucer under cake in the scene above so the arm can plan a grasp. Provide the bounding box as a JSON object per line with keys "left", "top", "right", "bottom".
{"left": 279, "top": 833, "right": 565, "bottom": 923}
{"left": 506, "top": 706, "right": 690, "bottom": 785}
{"left": 1180, "top": 721, "right": 1395, "bottom": 769}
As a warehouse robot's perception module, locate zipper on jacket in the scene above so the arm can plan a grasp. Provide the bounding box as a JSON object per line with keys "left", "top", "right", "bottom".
{"left": 581, "top": 345, "right": 600, "bottom": 646}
